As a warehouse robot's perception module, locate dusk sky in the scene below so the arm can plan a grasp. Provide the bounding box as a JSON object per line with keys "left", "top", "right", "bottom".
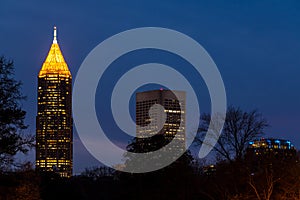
{"left": 1, "top": 0, "right": 300, "bottom": 173}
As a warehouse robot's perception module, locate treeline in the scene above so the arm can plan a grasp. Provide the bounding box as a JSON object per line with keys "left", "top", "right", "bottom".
{"left": 0, "top": 150, "right": 299, "bottom": 200}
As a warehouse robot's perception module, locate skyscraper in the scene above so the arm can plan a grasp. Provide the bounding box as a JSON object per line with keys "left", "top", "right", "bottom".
{"left": 36, "top": 27, "right": 73, "bottom": 177}
{"left": 136, "top": 89, "right": 186, "bottom": 151}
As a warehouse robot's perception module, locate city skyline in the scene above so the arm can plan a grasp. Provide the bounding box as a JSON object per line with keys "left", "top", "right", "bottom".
{"left": 1, "top": 0, "right": 300, "bottom": 173}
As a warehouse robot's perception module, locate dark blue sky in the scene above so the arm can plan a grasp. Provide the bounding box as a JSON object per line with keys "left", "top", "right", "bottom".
{"left": 1, "top": 0, "right": 300, "bottom": 173}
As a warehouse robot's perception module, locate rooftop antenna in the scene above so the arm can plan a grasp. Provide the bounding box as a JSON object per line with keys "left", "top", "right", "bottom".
{"left": 53, "top": 26, "right": 57, "bottom": 44}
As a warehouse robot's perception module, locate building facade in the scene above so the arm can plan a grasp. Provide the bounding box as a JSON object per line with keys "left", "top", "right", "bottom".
{"left": 136, "top": 89, "right": 186, "bottom": 151}
{"left": 247, "top": 138, "right": 297, "bottom": 160}
{"left": 36, "top": 27, "right": 73, "bottom": 177}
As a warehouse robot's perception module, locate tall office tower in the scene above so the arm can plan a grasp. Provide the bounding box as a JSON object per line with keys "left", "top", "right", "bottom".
{"left": 136, "top": 89, "right": 186, "bottom": 152}
{"left": 36, "top": 27, "right": 73, "bottom": 177}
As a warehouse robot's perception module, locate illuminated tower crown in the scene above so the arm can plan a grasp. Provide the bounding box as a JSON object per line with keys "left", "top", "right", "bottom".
{"left": 36, "top": 27, "right": 73, "bottom": 178}
{"left": 38, "top": 27, "right": 71, "bottom": 78}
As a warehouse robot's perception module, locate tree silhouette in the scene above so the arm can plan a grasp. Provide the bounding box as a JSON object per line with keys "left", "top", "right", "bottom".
{"left": 0, "top": 56, "right": 34, "bottom": 170}
{"left": 121, "top": 135, "right": 198, "bottom": 199}
{"left": 197, "top": 106, "right": 269, "bottom": 162}
{"left": 81, "top": 166, "right": 115, "bottom": 181}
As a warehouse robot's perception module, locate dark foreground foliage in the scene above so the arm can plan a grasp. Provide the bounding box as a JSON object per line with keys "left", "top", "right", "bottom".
{"left": 0, "top": 151, "right": 299, "bottom": 200}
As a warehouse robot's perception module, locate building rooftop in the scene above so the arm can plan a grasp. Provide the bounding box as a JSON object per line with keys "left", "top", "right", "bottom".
{"left": 248, "top": 138, "right": 296, "bottom": 150}
{"left": 38, "top": 27, "right": 71, "bottom": 78}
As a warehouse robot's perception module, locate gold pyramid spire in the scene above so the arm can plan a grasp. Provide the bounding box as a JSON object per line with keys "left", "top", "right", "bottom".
{"left": 39, "top": 27, "right": 71, "bottom": 78}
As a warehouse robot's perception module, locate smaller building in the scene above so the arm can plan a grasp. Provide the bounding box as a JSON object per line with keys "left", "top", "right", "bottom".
{"left": 136, "top": 89, "right": 186, "bottom": 152}
{"left": 202, "top": 165, "right": 216, "bottom": 176}
{"left": 247, "top": 138, "right": 297, "bottom": 160}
